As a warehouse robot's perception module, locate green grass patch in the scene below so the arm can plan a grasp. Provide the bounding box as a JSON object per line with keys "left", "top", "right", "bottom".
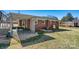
{"left": 0, "top": 43, "right": 9, "bottom": 49}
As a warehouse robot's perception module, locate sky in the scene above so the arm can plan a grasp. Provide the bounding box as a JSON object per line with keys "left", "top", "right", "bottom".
{"left": 3, "top": 10, "right": 79, "bottom": 20}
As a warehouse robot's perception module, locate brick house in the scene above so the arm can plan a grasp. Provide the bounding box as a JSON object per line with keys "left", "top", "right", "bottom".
{"left": 8, "top": 13, "right": 59, "bottom": 32}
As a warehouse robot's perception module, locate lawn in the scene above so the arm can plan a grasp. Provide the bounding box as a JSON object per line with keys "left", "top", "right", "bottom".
{"left": 6, "top": 27, "right": 79, "bottom": 49}
{"left": 22, "top": 27, "right": 79, "bottom": 49}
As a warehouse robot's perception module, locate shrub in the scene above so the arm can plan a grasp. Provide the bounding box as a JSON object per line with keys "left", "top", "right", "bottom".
{"left": 37, "top": 31, "right": 45, "bottom": 35}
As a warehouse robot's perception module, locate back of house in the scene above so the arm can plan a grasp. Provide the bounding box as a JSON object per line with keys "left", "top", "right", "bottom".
{"left": 7, "top": 13, "right": 59, "bottom": 32}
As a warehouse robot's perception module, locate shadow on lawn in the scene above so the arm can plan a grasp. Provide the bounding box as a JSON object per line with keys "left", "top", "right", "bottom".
{"left": 21, "top": 34, "right": 55, "bottom": 47}
{"left": 53, "top": 28, "right": 71, "bottom": 32}
{"left": 43, "top": 28, "right": 71, "bottom": 33}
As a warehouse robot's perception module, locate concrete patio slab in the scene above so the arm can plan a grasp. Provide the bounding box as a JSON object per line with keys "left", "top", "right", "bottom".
{"left": 18, "top": 32, "right": 38, "bottom": 40}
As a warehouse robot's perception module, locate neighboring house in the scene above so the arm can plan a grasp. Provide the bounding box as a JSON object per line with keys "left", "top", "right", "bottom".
{"left": 60, "top": 21, "right": 74, "bottom": 27}
{"left": 60, "top": 18, "right": 79, "bottom": 27}
{"left": 8, "top": 13, "right": 59, "bottom": 32}
{"left": 0, "top": 11, "right": 10, "bottom": 36}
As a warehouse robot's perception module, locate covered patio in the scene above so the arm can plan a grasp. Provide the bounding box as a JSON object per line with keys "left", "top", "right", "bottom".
{"left": 9, "top": 13, "right": 59, "bottom": 33}
{"left": 18, "top": 17, "right": 59, "bottom": 32}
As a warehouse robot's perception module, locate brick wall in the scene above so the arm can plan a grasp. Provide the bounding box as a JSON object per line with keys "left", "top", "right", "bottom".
{"left": 35, "top": 20, "right": 56, "bottom": 30}
{"left": 35, "top": 20, "right": 46, "bottom": 30}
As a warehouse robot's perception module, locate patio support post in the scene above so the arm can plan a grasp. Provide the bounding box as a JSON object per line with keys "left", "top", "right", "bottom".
{"left": 10, "top": 13, "right": 13, "bottom": 33}
{"left": 30, "top": 18, "right": 35, "bottom": 33}
{"left": 55, "top": 21, "right": 59, "bottom": 29}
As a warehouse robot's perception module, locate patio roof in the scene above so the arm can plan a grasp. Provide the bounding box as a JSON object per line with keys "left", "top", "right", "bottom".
{"left": 9, "top": 13, "right": 32, "bottom": 20}
{"left": 8, "top": 13, "right": 58, "bottom": 21}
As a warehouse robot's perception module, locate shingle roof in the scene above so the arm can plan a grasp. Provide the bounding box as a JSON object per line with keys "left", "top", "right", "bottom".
{"left": 8, "top": 13, "right": 58, "bottom": 21}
